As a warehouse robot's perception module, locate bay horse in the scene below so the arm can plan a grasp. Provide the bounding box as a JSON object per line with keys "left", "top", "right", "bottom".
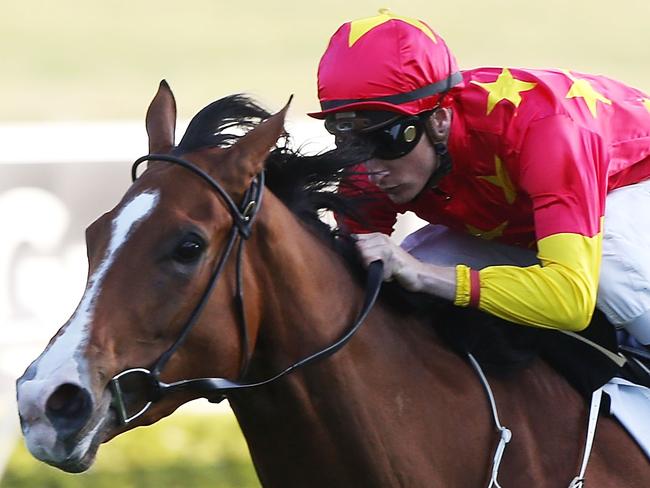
{"left": 16, "top": 81, "right": 650, "bottom": 487}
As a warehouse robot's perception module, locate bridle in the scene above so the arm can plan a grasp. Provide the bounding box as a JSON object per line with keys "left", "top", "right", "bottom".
{"left": 109, "top": 152, "right": 383, "bottom": 425}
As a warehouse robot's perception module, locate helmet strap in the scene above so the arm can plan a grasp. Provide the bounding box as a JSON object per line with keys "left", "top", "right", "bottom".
{"left": 422, "top": 115, "right": 453, "bottom": 189}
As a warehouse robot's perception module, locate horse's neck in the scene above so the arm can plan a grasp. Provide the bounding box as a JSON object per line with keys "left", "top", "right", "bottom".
{"left": 226, "top": 205, "right": 647, "bottom": 486}
{"left": 229, "top": 207, "right": 496, "bottom": 487}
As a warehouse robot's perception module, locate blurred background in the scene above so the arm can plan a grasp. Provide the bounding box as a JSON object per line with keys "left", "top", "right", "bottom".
{"left": 2, "top": 1, "right": 650, "bottom": 486}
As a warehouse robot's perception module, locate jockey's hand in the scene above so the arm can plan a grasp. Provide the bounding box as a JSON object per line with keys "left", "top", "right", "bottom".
{"left": 352, "top": 233, "right": 426, "bottom": 292}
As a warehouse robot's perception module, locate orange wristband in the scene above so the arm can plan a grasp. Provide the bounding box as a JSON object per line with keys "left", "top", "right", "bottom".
{"left": 469, "top": 269, "right": 481, "bottom": 308}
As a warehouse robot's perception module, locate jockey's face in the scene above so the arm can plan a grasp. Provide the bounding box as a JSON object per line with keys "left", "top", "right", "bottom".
{"left": 365, "top": 134, "right": 437, "bottom": 204}
{"left": 365, "top": 108, "right": 451, "bottom": 204}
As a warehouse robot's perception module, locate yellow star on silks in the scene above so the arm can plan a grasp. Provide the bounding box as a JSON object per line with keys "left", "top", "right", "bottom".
{"left": 348, "top": 8, "right": 437, "bottom": 47}
{"left": 478, "top": 156, "right": 517, "bottom": 204}
{"left": 466, "top": 221, "right": 509, "bottom": 240}
{"left": 563, "top": 70, "right": 611, "bottom": 118}
{"left": 471, "top": 68, "right": 537, "bottom": 115}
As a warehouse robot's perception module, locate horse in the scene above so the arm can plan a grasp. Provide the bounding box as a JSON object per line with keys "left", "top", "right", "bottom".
{"left": 16, "top": 81, "right": 650, "bottom": 487}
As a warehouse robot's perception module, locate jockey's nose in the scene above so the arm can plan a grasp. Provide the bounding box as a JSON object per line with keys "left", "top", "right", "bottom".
{"left": 44, "top": 383, "right": 93, "bottom": 435}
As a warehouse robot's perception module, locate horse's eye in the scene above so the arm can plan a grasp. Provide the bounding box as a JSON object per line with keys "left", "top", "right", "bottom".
{"left": 172, "top": 235, "right": 205, "bottom": 264}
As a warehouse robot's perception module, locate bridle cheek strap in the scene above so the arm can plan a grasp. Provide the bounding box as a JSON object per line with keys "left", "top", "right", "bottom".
{"left": 110, "top": 153, "right": 262, "bottom": 424}
{"left": 135, "top": 154, "right": 263, "bottom": 378}
{"left": 422, "top": 113, "right": 453, "bottom": 189}
{"left": 151, "top": 224, "right": 240, "bottom": 376}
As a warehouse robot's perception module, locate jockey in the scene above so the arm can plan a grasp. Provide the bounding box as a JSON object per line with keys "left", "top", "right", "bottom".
{"left": 309, "top": 9, "right": 650, "bottom": 348}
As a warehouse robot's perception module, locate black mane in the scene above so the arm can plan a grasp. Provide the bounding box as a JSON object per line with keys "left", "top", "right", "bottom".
{"left": 175, "top": 94, "right": 272, "bottom": 152}
{"left": 172, "top": 94, "right": 363, "bottom": 249}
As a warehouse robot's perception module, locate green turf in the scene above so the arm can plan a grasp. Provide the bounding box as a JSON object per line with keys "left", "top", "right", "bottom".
{"left": 2, "top": 0, "right": 650, "bottom": 121}
{"left": 0, "top": 413, "right": 261, "bottom": 488}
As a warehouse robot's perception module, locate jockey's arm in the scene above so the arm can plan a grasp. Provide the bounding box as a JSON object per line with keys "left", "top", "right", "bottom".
{"left": 460, "top": 115, "right": 606, "bottom": 331}
{"left": 353, "top": 232, "right": 458, "bottom": 300}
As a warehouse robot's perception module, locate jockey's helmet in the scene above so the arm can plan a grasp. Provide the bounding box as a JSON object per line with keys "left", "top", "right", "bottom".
{"left": 309, "top": 9, "right": 462, "bottom": 133}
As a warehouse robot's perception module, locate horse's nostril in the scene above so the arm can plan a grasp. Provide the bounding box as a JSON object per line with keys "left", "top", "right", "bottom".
{"left": 47, "top": 384, "right": 84, "bottom": 415}
{"left": 45, "top": 383, "right": 92, "bottom": 433}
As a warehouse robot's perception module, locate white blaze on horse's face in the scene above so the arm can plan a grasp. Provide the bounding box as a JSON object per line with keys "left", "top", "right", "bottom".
{"left": 16, "top": 190, "right": 159, "bottom": 469}
{"left": 36, "top": 191, "right": 160, "bottom": 381}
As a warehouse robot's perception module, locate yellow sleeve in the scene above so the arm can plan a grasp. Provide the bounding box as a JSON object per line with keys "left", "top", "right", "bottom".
{"left": 454, "top": 230, "right": 602, "bottom": 331}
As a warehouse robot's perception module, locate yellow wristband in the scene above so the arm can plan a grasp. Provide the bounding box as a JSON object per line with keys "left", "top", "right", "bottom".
{"left": 454, "top": 265, "right": 471, "bottom": 307}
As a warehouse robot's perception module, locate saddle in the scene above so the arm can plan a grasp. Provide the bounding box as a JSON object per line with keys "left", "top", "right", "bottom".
{"left": 437, "top": 306, "right": 650, "bottom": 400}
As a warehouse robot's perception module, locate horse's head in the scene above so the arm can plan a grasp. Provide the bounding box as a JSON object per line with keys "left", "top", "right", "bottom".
{"left": 15, "top": 81, "right": 288, "bottom": 472}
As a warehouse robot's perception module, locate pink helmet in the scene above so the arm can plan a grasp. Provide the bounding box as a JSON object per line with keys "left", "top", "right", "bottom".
{"left": 309, "top": 9, "right": 462, "bottom": 119}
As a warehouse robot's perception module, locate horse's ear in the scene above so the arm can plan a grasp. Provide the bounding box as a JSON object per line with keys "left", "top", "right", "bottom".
{"left": 145, "top": 80, "right": 177, "bottom": 154}
{"left": 229, "top": 97, "right": 291, "bottom": 183}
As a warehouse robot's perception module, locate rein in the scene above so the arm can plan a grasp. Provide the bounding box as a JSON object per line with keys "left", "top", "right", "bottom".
{"left": 110, "top": 153, "right": 383, "bottom": 425}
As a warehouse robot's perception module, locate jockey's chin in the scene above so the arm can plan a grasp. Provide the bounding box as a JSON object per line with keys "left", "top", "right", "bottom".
{"left": 381, "top": 182, "right": 425, "bottom": 205}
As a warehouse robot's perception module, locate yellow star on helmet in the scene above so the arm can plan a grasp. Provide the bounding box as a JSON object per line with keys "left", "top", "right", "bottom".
{"left": 563, "top": 70, "right": 611, "bottom": 118}
{"left": 348, "top": 8, "right": 437, "bottom": 47}
{"left": 471, "top": 68, "right": 537, "bottom": 115}
{"left": 478, "top": 156, "right": 517, "bottom": 204}
{"left": 466, "top": 221, "right": 509, "bottom": 240}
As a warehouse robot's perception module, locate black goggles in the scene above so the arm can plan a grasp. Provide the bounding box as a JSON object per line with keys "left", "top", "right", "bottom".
{"left": 327, "top": 114, "right": 428, "bottom": 160}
